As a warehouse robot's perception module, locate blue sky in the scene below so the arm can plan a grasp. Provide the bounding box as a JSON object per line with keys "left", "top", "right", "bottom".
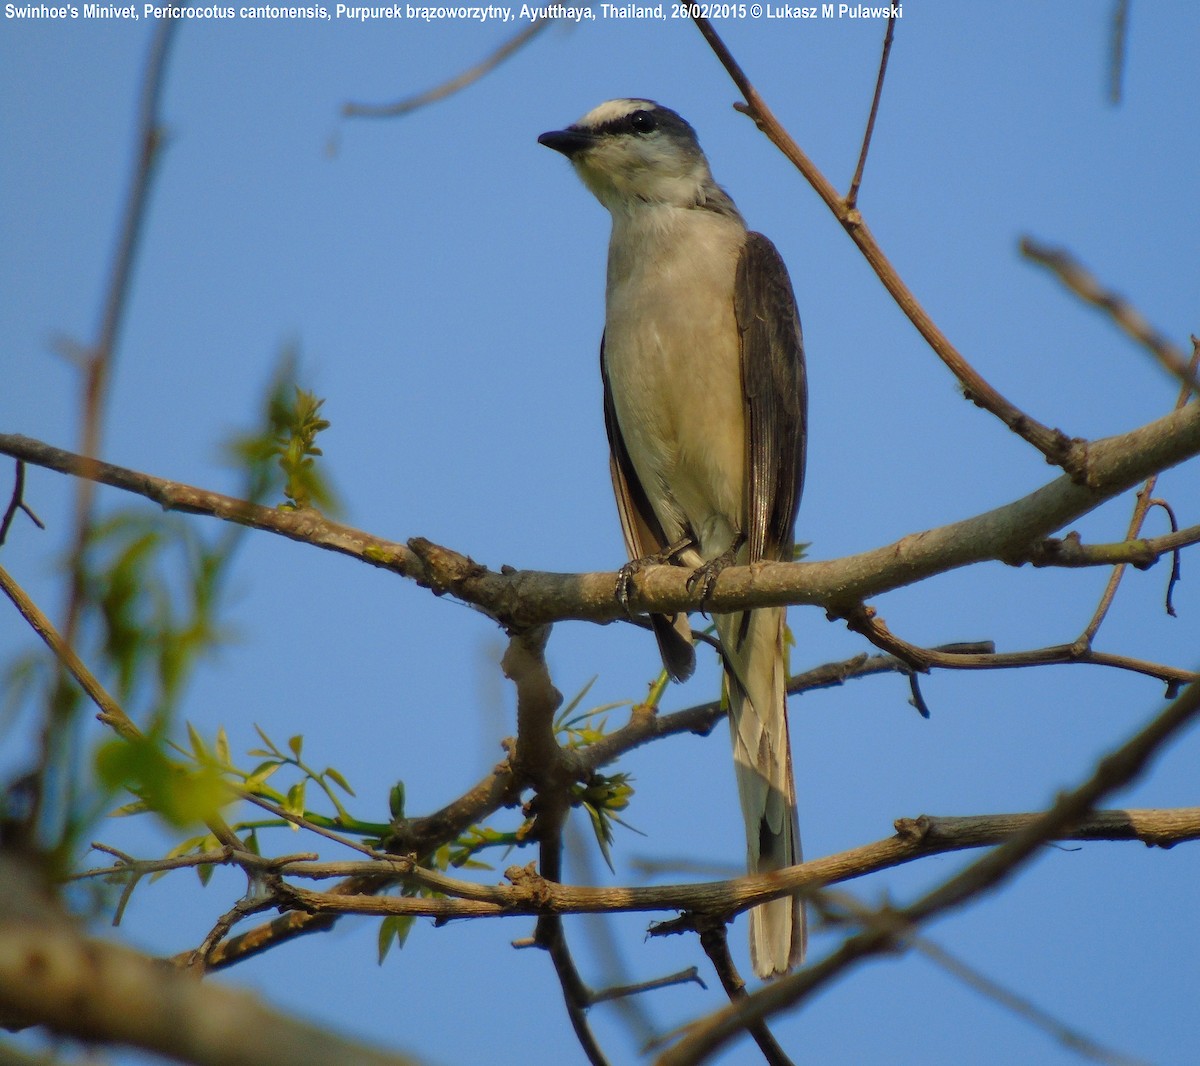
{"left": 2, "top": 4, "right": 1199, "bottom": 1064}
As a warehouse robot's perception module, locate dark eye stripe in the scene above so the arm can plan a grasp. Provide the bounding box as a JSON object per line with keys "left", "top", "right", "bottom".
{"left": 591, "top": 109, "right": 660, "bottom": 138}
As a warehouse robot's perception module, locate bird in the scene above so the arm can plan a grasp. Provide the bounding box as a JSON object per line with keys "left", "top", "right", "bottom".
{"left": 538, "top": 99, "right": 808, "bottom": 977}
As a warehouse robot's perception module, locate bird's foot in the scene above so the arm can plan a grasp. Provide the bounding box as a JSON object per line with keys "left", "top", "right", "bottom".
{"left": 615, "top": 536, "right": 694, "bottom": 615}
{"left": 685, "top": 536, "right": 745, "bottom": 613}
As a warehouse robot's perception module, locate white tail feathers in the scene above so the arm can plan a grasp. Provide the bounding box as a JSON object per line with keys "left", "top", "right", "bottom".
{"left": 716, "top": 604, "right": 805, "bottom": 979}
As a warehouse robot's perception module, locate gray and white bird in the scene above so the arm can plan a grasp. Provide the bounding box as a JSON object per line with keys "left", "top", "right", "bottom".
{"left": 539, "top": 99, "right": 808, "bottom": 977}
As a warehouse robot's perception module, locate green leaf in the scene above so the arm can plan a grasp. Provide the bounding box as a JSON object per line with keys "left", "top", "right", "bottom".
{"left": 324, "top": 766, "right": 355, "bottom": 796}
{"left": 287, "top": 734, "right": 303, "bottom": 759}
{"left": 253, "top": 724, "right": 281, "bottom": 757}
{"left": 388, "top": 781, "right": 405, "bottom": 820}
{"left": 244, "top": 761, "right": 282, "bottom": 792}
{"left": 215, "top": 727, "right": 231, "bottom": 766}
{"left": 186, "top": 722, "right": 208, "bottom": 761}
{"left": 285, "top": 780, "right": 307, "bottom": 825}
{"left": 377, "top": 914, "right": 415, "bottom": 964}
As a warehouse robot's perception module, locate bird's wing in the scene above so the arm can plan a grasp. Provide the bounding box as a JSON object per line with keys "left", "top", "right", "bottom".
{"left": 601, "top": 333, "right": 669, "bottom": 563}
{"left": 601, "top": 334, "right": 696, "bottom": 682}
{"left": 735, "top": 232, "right": 807, "bottom": 565}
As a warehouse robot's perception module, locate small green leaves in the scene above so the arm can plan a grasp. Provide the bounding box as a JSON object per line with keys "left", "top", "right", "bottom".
{"left": 271, "top": 386, "right": 335, "bottom": 512}
{"left": 226, "top": 354, "right": 340, "bottom": 514}
{"left": 95, "top": 733, "right": 227, "bottom": 830}
{"left": 378, "top": 914, "right": 416, "bottom": 964}
{"left": 388, "top": 781, "right": 406, "bottom": 820}
{"left": 573, "top": 771, "right": 638, "bottom": 872}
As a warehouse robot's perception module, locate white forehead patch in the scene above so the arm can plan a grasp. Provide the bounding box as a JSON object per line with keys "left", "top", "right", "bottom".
{"left": 576, "top": 98, "right": 658, "bottom": 129}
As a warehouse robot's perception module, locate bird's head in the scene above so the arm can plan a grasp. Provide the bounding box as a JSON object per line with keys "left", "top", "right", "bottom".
{"left": 539, "top": 99, "right": 728, "bottom": 215}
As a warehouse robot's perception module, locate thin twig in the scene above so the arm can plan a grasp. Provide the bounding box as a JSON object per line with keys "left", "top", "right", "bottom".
{"left": 696, "top": 922, "right": 794, "bottom": 1066}
{"left": 0, "top": 461, "right": 45, "bottom": 545}
{"left": 912, "top": 937, "right": 1148, "bottom": 1066}
{"left": 1020, "top": 238, "right": 1198, "bottom": 395}
{"left": 41, "top": 13, "right": 177, "bottom": 848}
{"left": 1076, "top": 337, "right": 1197, "bottom": 643}
{"left": 1149, "top": 498, "right": 1183, "bottom": 616}
{"left": 590, "top": 968, "right": 706, "bottom": 1006}
{"left": 342, "top": 17, "right": 553, "bottom": 118}
{"left": 656, "top": 680, "right": 1200, "bottom": 1065}
{"left": 816, "top": 889, "right": 1148, "bottom": 1066}
{"left": 689, "top": 15, "right": 1082, "bottom": 472}
{"left": 1108, "top": 0, "right": 1130, "bottom": 106}
{"left": 0, "top": 562, "right": 245, "bottom": 854}
{"left": 840, "top": 605, "right": 1196, "bottom": 692}
{"left": 846, "top": 7, "right": 897, "bottom": 210}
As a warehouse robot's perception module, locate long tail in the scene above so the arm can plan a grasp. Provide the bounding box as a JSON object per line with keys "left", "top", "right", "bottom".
{"left": 715, "top": 605, "right": 804, "bottom": 978}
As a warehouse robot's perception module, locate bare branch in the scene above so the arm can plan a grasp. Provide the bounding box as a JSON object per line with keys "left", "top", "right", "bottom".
{"left": 0, "top": 563, "right": 140, "bottom": 743}
{"left": 841, "top": 605, "right": 1196, "bottom": 691}
{"left": 1020, "top": 237, "right": 1198, "bottom": 395}
{"left": 4, "top": 389, "right": 1199, "bottom": 627}
{"left": 589, "top": 967, "right": 706, "bottom": 1006}
{"left": 696, "top": 921, "right": 794, "bottom": 1066}
{"left": 1108, "top": 0, "right": 1131, "bottom": 106}
{"left": 689, "top": 15, "right": 1082, "bottom": 472}
{"left": 343, "top": 17, "right": 553, "bottom": 118}
{"left": 816, "top": 890, "right": 1148, "bottom": 1066}
{"left": 910, "top": 937, "right": 1148, "bottom": 1066}
{"left": 1026, "top": 523, "right": 1200, "bottom": 572}
{"left": 0, "top": 854, "right": 426, "bottom": 1066}
{"left": 656, "top": 680, "right": 1200, "bottom": 1065}
{"left": 0, "top": 562, "right": 246, "bottom": 853}
{"left": 52, "top": 15, "right": 178, "bottom": 779}
{"left": 500, "top": 628, "right": 610, "bottom": 1065}
{"left": 1077, "top": 336, "right": 1198, "bottom": 642}
{"left": 257, "top": 807, "right": 1200, "bottom": 923}
{"left": 0, "top": 460, "right": 45, "bottom": 545}
{"left": 846, "top": 7, "right": 897, "bottom": 210}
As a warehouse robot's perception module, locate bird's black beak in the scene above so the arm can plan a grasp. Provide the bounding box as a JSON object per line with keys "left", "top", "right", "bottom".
{"left": 538, "top": 128, "right": 595, "bottom": 158}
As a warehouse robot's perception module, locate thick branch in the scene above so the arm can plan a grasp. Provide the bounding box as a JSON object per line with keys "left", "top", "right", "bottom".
{"left": 4, "top": 394, "right": 1199, "bottom": 625}
{"left": 0, "top": 855, "right": 423, "bottom": 1066}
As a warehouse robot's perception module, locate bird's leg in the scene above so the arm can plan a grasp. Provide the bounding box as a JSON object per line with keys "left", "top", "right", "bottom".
{"left": 615, "top": 535, "right": 695, "bottom": 615}
{"left": 685, "top": 532, "right": 746, "bottom": 611}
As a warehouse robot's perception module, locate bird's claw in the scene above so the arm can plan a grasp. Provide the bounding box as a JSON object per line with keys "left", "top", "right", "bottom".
{"left": 616, "top": 536, "right": 696, "bottom": 615}
{"left": 615, "top": 558, "right": 646, "bottom": 616}
{"left": 685, "top": 542, "right": 741, "bottom": 613}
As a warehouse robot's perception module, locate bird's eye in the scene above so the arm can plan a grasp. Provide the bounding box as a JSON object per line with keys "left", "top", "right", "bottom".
{"left": 628, "top": 110, "right": 658, "bottom": 134}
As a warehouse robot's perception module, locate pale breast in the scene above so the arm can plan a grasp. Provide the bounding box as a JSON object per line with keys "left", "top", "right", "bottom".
{"left": 603, "top": 206, "right": 748, "bottom": 558}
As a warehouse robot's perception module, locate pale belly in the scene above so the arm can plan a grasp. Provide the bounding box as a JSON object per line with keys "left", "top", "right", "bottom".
{"left": 603, "top": 214, "right": 748, "bottom": 562}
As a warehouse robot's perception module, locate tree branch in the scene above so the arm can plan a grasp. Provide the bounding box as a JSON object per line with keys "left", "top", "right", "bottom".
{"left": 845, "top": 6, "right": 896, "bottom": 210}
{"left": 256, "top": 807, "right": 1200, "bottom": 923}
{"left": 4, "top": 388, "right": 1199, "bottom": 626}
{"left": 1020, "top": 238, "right": 1198, "bottom": 394}
{"left": 0, "top": 854, "right": 425, "bottom": 1066}
{"left": 689, "top": 15, "right": 1082, "bottom": 472}
{"left": 342, "top": 17, "right": 553, "bottom": 118}
{"left": 657, "top": 679, "right": 1200, "bottom": 1065}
